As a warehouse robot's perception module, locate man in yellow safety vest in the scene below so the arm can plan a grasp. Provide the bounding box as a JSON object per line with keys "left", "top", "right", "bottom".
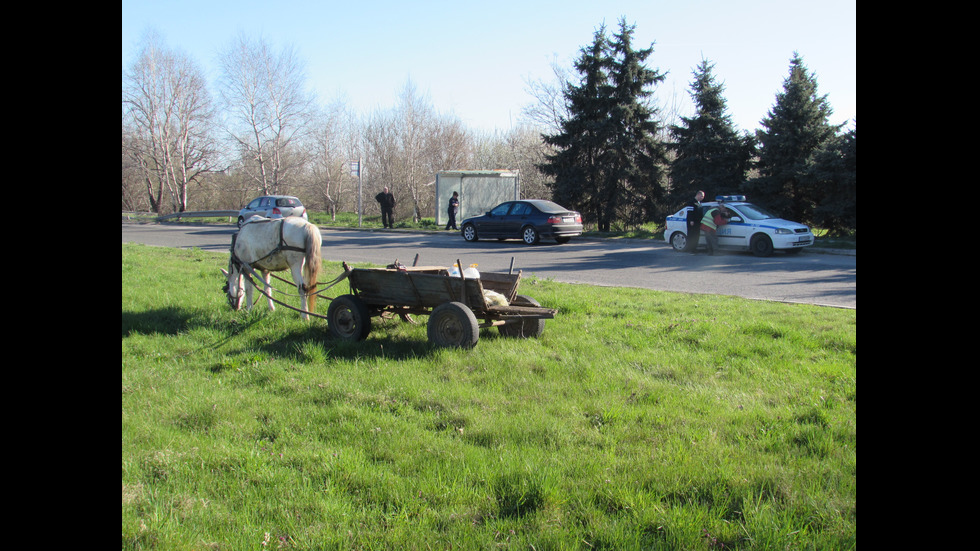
{"left": 699, "top": 204, "right": 731, "bottom": 255}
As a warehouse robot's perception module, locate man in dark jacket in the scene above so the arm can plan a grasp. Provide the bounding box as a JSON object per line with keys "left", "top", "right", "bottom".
{"left": 683, "top": 190, "right": 704, "bottom": 252}
{"left": 446, "top": 191, "right": 460, "bottom": 230}
{"left": 375, "top": 186, "right": 395, "bottom": 228}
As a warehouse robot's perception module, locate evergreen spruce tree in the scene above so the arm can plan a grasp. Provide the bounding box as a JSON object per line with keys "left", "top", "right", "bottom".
{"left": 669, "top": 59, "right": 753, "bottom": 207}
{"left": 540, "top": 19, "right": 668, "bottom": 232}
{"left": 539, "top": 25, "right": 613, "bottom": 228}
{"left": 807, "top": 123, "right": 855, "bottom": 235}
{"left": 605, "top": 19, "right": 669, "bottom": 229}
{"left": 748, "top": 52, "right": 843, "bottom": 223}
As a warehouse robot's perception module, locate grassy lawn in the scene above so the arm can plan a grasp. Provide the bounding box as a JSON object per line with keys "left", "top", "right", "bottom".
{"left": 122, "top": 244, "right": 855, "bottom": 549}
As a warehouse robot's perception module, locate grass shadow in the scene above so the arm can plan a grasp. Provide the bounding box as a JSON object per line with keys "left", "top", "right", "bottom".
{"left": 219, "top": 317, "right": 441, "bottom": 362}
{"left": 122, "top": 307, "right": 194, "bottom": 337}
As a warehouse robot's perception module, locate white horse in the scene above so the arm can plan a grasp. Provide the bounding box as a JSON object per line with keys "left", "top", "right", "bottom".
{"left": 221, "top": 216, "right": 322, "bottom": 321}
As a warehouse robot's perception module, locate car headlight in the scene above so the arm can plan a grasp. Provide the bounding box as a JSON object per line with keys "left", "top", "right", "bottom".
{"left": 774, "top": 228, "right": 793, "bottom": 235}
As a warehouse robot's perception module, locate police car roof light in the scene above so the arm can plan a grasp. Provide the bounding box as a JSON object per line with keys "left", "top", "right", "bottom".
{"left": 715, "top": 195, "right": 745, "bottom": 202}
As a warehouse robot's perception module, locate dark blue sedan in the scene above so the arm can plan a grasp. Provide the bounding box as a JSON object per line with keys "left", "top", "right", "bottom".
{"left": 460, "top": 200, "right": 583, "bottom": 245}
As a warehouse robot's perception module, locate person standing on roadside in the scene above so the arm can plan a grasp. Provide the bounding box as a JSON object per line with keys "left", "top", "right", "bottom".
{"left": 684, "top": 190, "right": 705, "bottom": 252}
{"left": 446, "top": 191, "right": 460, "bottom": 230}
{"left": 375, "top": 186, "right": 395, "bottom": 228}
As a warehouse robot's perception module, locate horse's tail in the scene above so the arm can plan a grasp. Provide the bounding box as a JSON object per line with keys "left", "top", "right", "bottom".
{"left": 304, "top": 222, "right": 322, "bottom": 313}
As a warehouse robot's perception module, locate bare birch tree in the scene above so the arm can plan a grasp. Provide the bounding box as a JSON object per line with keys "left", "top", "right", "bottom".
{"left": 521, "top": 55, "right": 573, "bottom": 136}
{"left": 395, "top": 81, "right": 431, "bottom": 222}
{"left": 362, "top": 81, "right": 476, "bottom": 222}
{"left": 363, "top": 81, "right": 428, "bottom": 222}
{"left": 472, "top": 126, "right": 550, "bottom": 199}
{"left": 122, "top": 29, "right": 216, "bottom": 214}
{"left": 309, "top": 101, "right": 360, "bottom": 218}
{"left": 217, "top": 33, "right": 316, "bottom": 197}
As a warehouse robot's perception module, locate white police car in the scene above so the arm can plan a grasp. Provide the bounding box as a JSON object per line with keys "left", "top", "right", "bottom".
{"left": 665, "top": 196, "right": 814, "bottom": 257}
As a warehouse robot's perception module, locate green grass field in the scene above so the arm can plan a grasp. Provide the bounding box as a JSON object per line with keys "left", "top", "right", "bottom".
{"left": 122, "top": 243, "right": 855, "bottom": 549}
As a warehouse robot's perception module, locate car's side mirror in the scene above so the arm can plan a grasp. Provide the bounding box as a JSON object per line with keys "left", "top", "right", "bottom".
{"left": 729, "top": 216, "right": 743, "bottom": 223}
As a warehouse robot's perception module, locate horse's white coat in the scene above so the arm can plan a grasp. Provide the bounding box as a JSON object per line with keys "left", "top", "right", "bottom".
{"left": 221, "top": 217, "right": 322, "bottom": 320}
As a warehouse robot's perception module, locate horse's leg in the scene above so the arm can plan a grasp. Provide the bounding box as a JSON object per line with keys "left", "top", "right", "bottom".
{"left": 244, "top": 274, "right": 255, "bottom": 311}
{"left": 291, "top": 262, "right": 309, "bottom": 321}
{"left": 262, "top": 270, "right": 275, "bottom": 312}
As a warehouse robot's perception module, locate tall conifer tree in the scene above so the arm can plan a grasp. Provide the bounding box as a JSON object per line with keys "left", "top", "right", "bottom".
{"left": 669, "top": 59, "right": 753, "bottom": 206}
{"left": 540, "top": 25, "right": 612, "bottom": 227}
{"left": 807, "top": 123, "right": 855, "bottom": 235}
{"left": 605, "top": 19, "right": 668, "bottom": 229}
{"left": 748, "top": 52, "right": 842, "bottom": 223}
{"left": 540, "top": 19, "right": 668, "bottom": 231}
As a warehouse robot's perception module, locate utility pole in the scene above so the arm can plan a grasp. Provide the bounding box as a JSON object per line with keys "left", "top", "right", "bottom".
{"left": 351, "top": 158, "right": 362, "bottom": 227}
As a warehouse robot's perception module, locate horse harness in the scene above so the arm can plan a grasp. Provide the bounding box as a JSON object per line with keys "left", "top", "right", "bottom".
{"left": 225, "top": 219, "right": 309, "bottom": 301}
{"left": 223, "top": 219, "right": 349, "bottom": 316}
{"left": 230, "top": 218, "right": 307, "bottom": 271}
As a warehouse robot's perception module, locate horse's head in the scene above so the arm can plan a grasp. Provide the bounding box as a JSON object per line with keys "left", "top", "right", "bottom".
{"left": 221, "top": 257, "right": 245, "bottom": 310}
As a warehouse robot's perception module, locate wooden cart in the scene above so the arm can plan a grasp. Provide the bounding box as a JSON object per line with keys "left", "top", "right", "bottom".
{"left": 327, "top": 261, "right": 556, "bottom": 348}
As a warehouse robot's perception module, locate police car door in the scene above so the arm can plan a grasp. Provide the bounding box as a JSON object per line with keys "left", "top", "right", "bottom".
{"left": 718, "top": 205, "right": 748, "bottom": 248}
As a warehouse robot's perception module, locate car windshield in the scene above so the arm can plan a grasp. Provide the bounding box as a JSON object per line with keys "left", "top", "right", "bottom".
{"left": 729, "top": 203, "right": 776, "bottom": 221}
{"left": 276, "top": 197, "right": 301, "bottom": 207}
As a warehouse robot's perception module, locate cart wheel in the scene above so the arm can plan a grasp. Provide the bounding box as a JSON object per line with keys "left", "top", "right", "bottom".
{"left": 328, "top": 294, "right": 371, "bottom": 341}
{"left": 498, "top": 295, "right": 546, "bottom": 338}
{"left": 427, "top": 302, "right": 479, "bottom": 348}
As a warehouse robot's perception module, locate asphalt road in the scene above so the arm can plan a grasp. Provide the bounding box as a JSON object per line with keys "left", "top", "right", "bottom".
{"left": 122, "top": 223, "right": 856, "bottom": 309}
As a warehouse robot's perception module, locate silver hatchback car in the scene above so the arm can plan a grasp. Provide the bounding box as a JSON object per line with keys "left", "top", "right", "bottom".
{"left": 237, "top": 195, "right": 308, "bottom": 228}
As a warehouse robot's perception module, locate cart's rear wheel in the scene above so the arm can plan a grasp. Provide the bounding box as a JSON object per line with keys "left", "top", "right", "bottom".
{"left": 328, "top": 294, "right": 371, "bottom": 341}
{"left": 427, "top": 301, "right": 479, "bottom": 348}
{"left": 498, "top": 295, "right": 546, "bottom": 338}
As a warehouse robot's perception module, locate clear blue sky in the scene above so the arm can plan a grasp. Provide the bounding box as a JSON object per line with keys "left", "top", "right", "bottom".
{"left": 121, "top": 0, "right": 855, "bottom": 134}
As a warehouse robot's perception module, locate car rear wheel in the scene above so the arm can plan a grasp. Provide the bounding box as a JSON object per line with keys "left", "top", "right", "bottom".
{"left": 522, "top": 226, "right": 540, "bottom": 245}
{"left": 670, "top": 232, "right": 688, "bottom": 252}
{"left": 462, "top": 224, "right": 478, "bottom": 242}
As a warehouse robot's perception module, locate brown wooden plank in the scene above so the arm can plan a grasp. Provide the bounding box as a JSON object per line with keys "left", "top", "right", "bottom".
{"left": 485, "top": 305, "right": 557, "bottom": 319}
{"left": 348, "top": 269, "right": 483, "bottom": 309}
{"left": 346, "top": 268, "right": 543, "bottom": 317}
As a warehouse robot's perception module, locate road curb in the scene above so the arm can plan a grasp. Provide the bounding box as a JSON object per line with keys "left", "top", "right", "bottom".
{"left": 128, "top": 220, "right": 855, "bottom": 256}
{"left": 322, "top": 227, "right": 856, "bottom": 256}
